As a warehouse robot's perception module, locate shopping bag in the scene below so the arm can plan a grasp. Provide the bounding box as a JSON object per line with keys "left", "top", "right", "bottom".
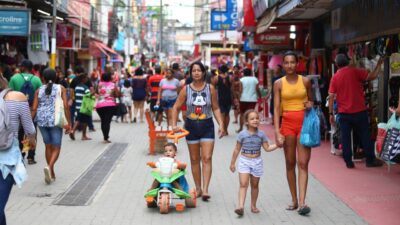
{"left": 375, "top": 123, "right": 387, "bottom": 155}
{"left": 54, "top": 85, "right": 67, "bottom": 128}
{"left": 387, "top": 113, "right": 400, "bottom": 129}
{"left": 300, "top": 108, "right": 321, "bottom": 148}
{"left": 380, "top": 127, "right": 400, "bottom": 162}
{"left": 79, "top": 94, "right": 96, "bottom": 116}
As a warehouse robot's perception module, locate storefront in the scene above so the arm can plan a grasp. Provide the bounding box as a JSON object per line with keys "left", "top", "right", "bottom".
{"left": 0, "top": 7, "right": 31, "bottom": 78}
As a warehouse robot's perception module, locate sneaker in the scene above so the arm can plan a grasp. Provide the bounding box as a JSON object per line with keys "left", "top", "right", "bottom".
{"left": 366, "top": 159, "right": 384, "bottom": 167}
{"left": 44, "top": 167, "right": 51, "bottom": 184}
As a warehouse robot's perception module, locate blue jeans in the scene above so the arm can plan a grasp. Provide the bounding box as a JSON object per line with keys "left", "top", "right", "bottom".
{"left": 338, "top": 110, "right": 376, "bottom": 164}
{"left": 70, "top": 101, "right": 76, "bottom": 126}
{"left": 0, "top": 174, "right": 14, "bottom": 225}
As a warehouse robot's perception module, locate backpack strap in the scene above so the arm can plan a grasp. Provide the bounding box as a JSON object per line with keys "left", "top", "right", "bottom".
{"left": 0, "top": 88, "right": 11, "bottom": 99}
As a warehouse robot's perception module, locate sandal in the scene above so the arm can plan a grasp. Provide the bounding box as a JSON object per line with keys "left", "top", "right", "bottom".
{"left": 286, "top": 203, "right": 298, "bottom": 211}
{"left": 251, "top": 208, "right": 260, "bottom": 213}
{"left": 202, "top": 194, "right": 210, "bottom": 201}
{"left": 297, "top": 205, "right": 311, "bottom": 216}
{"left": 234, "top": 208, "right": 244, "bottom": 216}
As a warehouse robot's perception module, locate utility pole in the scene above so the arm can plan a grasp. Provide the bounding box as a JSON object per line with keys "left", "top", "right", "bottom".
{"left": 50, "top": 0, "right": 57, "bottom": 68}
{"left": 159, "top": 0, "right": 162, "bottom": 54}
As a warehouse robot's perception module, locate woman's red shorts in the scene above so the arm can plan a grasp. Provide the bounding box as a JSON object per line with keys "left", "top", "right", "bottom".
{"left": 280, "top": 110, "right": 305, "bottom": 138}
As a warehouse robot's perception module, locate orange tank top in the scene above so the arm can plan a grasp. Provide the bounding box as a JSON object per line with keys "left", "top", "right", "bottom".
{"left": 281, "top": 75, "right": 307, "bottom": 111}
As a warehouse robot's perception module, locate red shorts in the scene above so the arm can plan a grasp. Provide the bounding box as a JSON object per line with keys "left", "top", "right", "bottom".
{"left": 280, "top": 110, "right": 305, "bottom": 138}
{"left": 239, "top": 102, "right": 257, "bottom": 114}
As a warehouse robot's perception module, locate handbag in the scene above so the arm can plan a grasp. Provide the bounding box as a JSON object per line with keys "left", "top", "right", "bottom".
{"left": 80, "top": 93, "right": 96, "bottom": 116}
{"left": 54, "top": 85, "right": 67, "bottom": 128}
{"left": 300, "top": 108, "right": 321, "bottom": 148}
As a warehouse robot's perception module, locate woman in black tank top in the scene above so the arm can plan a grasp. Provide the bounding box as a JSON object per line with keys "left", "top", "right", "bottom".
{"left": 171, "top": 62, "right": 226, "bottom": 201}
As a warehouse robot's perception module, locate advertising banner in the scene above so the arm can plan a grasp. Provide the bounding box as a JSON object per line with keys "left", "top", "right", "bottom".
{"left": 0, "top": 9, "right": 30, "bottom": 36}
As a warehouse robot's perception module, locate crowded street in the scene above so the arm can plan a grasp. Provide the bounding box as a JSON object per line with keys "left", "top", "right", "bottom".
{"left": 1, "top": 0, "right": 400, "bottom": 225}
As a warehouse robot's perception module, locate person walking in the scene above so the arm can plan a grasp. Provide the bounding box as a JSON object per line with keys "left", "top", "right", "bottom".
{"left": 213, "top": 64, "right": 233, "bottom": 134}
{"left": 273, "top": 51, "right": 314, "bottom": 215}
{"left": 231, "top": 65, "right": 242, "bottom": 124}
{"left": 147, "top": 66, "right": 164, "bottom": 123}
{"left": 131, "top": 67, "right": 147, "bottom": 122}
{"left": 96, "top": 72, "right": 118, "bottom": 143}
{"left": 328, "top": 54, "right": 384, "bottom": 169}
{"left": 8, "top": 59, "right": 42, "bottom": 164}
{"left": 0, "top": 75, "right": 35, "bottom": 224}
{"left": 269, "top": 65, "right": 284, "bottom": 125}
{"left": 171, "top": 61, "right": 226, "bottom": 201}
{"left": 121, "top": 80, "right": 133, "bottom": 123}
{"left": 32, "top": 68, "right": 72, "bottom": 184}
{"left": 237, "top": 68, "right": 261, "bottom": 133}
{"left": 157, "top": 68, "right": 180, "bottom": 127}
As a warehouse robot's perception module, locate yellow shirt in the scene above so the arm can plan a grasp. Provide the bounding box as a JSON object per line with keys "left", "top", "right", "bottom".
{"left": 281, "top": 75, "right": 307, "bottom": 111}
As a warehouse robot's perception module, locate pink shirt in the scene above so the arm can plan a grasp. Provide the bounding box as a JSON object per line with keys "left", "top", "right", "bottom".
{"left": 96, "top": 81, "right": 117, "bottom": 108}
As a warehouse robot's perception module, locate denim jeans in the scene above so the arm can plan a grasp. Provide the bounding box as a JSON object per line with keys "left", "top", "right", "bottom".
{"left": 0, "top": 174, "right": 14, "bottom": 225}
{"left": 70, "top": 101, "right": 76, "bottom": 126}
{"left": 338, "top": 110, "right": 376, "bottom": 164}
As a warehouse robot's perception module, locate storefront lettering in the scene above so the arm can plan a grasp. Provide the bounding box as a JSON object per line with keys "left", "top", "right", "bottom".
{"left": 0, "top": 16, "right": 22, "bottom": 23}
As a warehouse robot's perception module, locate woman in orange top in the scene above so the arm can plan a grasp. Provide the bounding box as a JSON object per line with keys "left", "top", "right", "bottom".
{"left": 273, "top": 51, "right": 314, "bottom": 216}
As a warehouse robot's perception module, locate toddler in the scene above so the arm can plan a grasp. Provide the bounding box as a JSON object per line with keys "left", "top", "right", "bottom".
{"left": 230, "top": 110, "right": 279, "bottom": 216}
{"left": 148, "top": 143, "right": 186, "bottom": 191}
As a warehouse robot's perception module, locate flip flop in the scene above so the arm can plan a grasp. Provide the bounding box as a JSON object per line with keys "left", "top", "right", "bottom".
{"left": 251, "top": 208, "right": 260, "bottom": 213}
{"left": 202, "top": 194, "right": 210, "bottom": 201}
{"left": 69, "top": 133, "right": 75, "bottom": 140}
{"left": 286, "top": 204, "right": 298, "bottom": 211}
{"left": 298, "top": 205, "right": 311, "bottom": 216}
{"left": 234, "top": 208, "right": 244, "bottom": 216}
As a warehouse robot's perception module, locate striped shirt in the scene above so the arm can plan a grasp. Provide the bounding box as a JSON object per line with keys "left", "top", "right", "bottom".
{"left": 186, "top": 83, "right": 213, "bottom": 120}
{"left": 237, "top": 130, "right": 270, "bottom": 154}
{"left": 5, "top": 100, "right": 36, "bottom": 138}
{"left": 75, "top": 84, "right": 90, "bottom": 111}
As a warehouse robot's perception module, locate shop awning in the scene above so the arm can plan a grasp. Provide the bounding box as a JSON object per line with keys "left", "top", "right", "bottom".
{"left": 256, "top": 6, "right": 277, "bottom": 34}
{"left": 238, "top": 0, "right": 256, "bottom": 32}
{"left": 277, "top": 0, "right": 303, "bottom": 18}
{"left": 89, "top": 40, "right": 122, "bottom": 61}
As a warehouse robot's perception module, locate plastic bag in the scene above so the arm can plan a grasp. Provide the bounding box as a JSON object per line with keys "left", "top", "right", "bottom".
{"left": 300, "top": 108, "right": 321, "bottom": 148}
{"left": 79, "top": 94, "right": 96, "bottom": 116}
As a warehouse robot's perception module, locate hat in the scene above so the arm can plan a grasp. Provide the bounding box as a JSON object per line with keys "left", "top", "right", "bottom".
{"left": 19, "top": 59, "right": 33, "bottom": 69}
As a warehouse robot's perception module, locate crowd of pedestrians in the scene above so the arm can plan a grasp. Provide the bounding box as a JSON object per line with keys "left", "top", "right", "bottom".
{"left": 0, "top": 50, "right": 390, "bottom": 223}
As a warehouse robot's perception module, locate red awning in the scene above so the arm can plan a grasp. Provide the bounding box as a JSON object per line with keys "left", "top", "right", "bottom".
{"left": 89, "top": 40, "right": 121, "bottom": 61}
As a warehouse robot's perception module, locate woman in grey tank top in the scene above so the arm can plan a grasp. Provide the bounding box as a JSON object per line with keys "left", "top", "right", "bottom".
{"left": 171, "top": 61, "right": 226, "bottom": 201}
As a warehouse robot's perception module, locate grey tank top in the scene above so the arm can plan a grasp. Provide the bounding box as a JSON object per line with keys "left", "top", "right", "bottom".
{"left": 186, "top": 83, "right": 213, "bottom": 120}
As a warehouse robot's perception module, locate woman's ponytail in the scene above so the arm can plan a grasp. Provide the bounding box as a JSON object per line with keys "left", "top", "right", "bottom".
{"left": 45, "top": 80, "right": 53, "bottom": 95}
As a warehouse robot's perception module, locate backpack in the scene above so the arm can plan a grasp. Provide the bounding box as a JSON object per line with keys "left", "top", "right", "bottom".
{"left": 19, "top": 74, "right": 35, "bottom": 106}
{"left": 0, "top": 88, "right": 15, "bottom": 150}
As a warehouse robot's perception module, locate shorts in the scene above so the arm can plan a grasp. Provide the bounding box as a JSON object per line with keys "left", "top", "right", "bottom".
{"left": 161, "top": 98, "right": 176, "bottom": 110}
{"left": 122, "top": 97, "right": 132, "bottom": 107}
{"left": 237, "top": 155, "right": 263, "bottom": 177}
{"left": 280, "top": 110, "right": 305, "bottom": 138}
{"left": 185, "top": 118, "right": 215, "bottom": 144}
{"left": 76, "top": 112, "right": 91, "bottom": 124}
{"left": 150, "top": 99, "right": 162, "bottom": 112}
{"left": 240, "top": 101, "right": 257, "bottom": 114}
{"left": 219, "top": 103, "right": 231, "bottom": 114}
{"left": 39, "top": 126, "right": 63, "bottom": 147}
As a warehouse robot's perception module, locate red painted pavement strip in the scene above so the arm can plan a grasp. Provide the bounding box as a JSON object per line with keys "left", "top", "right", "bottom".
{"left": 260, "top": 124, "right": 400, "bottom": 225}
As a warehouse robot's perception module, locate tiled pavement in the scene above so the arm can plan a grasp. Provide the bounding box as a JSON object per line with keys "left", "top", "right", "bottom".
{"left": 6, "top": 115, "right": 367, "bottom": 225}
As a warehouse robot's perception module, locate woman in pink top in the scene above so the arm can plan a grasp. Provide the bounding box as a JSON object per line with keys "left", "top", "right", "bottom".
{"left": 96, "top": 72, "right": 119, "bottom": 143}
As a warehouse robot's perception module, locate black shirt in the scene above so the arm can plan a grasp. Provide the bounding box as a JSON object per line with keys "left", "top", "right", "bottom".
{"left": 69, "top": 76, "right": 92, "bottom": 89}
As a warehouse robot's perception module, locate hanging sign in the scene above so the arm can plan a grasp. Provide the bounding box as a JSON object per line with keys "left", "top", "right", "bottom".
{"left": 210, "top": 0, "right": 238, "bottom": 30}
{"left": 0, "top": 9, "right": 30, "bottom": 36}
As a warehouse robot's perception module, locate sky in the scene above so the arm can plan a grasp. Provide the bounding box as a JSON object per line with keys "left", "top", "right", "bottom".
{"left": 146, "top": 0, "right": 195, "bottom": 26}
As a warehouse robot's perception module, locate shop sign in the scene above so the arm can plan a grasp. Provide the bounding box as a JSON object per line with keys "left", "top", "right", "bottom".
{"left": 0, "top": 9, "right": 30, "bottom": 36}
{"left": 332, "top": 0, "right": 400, "bottom": 44}
{"left": 254, "top": 33, "right": 290, "bottom": 46}
{"left": 210, "top": 0, "right": 238, "bottom": 30}
{"left": 56, "top": 24, "right": 74, "bottom": 49}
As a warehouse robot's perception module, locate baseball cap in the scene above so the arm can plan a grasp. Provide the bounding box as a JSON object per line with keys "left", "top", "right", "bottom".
{"left": 19, "top": 59, "right": 33, "bottom": 69}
